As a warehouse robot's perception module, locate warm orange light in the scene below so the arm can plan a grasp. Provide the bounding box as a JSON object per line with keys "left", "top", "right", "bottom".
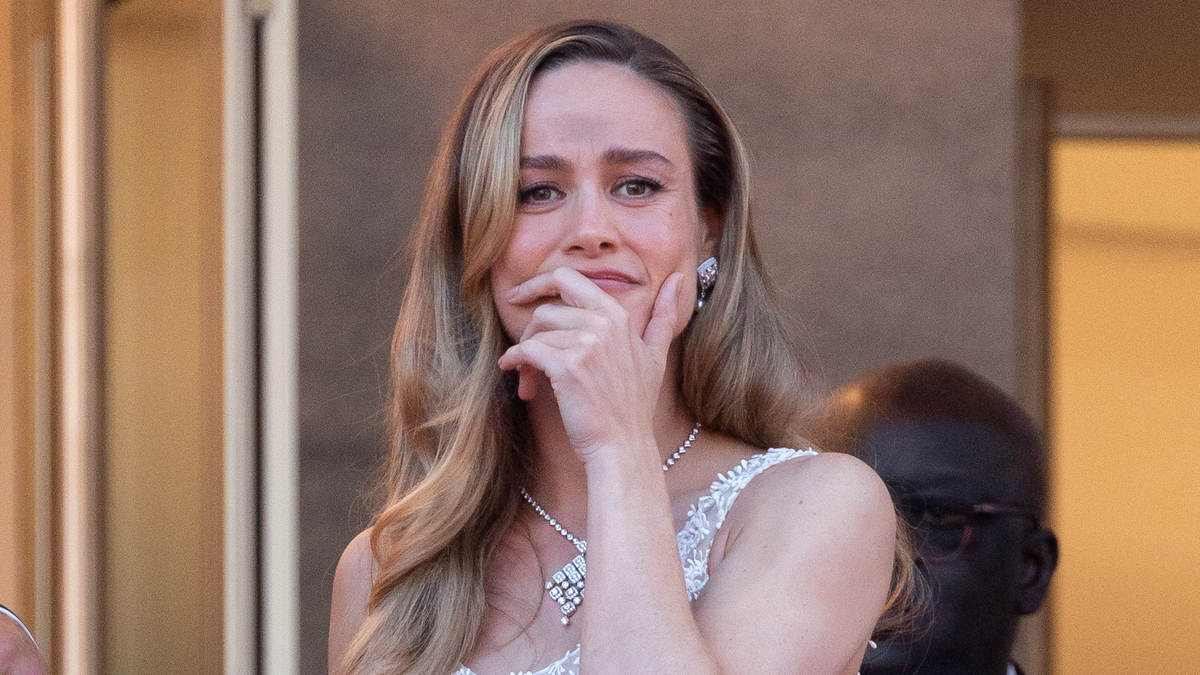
{"left": 1050, "top": 139, "right": 1200, "bottom": 675}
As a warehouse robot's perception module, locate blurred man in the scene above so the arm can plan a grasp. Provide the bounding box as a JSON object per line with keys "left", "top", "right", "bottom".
{"left": 815, "top": 359, "right": 1058, "bottom": 675}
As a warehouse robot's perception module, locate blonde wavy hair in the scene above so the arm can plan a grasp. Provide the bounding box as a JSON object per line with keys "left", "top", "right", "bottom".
{"left": 339, "top": 20, "right": 902, "bottom": 675}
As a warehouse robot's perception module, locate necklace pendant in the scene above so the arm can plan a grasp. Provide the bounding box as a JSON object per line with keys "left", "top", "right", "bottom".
{"left": 545, "top": 553, "right": 586, "bottom": 626}
{"left": 523, "top": 421, "right": 699, "bottom": 628}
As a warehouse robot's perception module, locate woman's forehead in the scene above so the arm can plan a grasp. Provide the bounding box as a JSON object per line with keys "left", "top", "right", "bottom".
{"left": 521, "top": 61, "right": 689, "bottom": 162}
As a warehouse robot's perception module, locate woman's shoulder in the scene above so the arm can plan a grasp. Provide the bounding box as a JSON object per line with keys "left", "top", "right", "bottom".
{"left": 756, "top": 449, "right": 890, "bottom": 514}
{"left": 329, "top": 529, "right": 377, "bottom": 672}
{"left": 718, "top": 447, "right": 895, "bottom": 556}
{"left": 693, "top": 449, "right": 897, "bottom": 672}
{"left": 336, "top": 528, "right": 377, "bottom": 590}
{"left": 754, "top": 448, "right": 887, "bottom": 500}
{"left": 699, "top": 431, "right": 887, "bottom": 505}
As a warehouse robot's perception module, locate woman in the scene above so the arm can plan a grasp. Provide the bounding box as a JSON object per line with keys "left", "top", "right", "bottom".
{"left": 329, "top": 20, "right": 902, "bottom": 675}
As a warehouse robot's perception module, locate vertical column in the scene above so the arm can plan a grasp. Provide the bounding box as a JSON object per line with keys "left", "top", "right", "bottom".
{"left": 1014, "top": 77, "right": 1054, "bottom": 675}
{"left": 224, "top": 1, "right": 260, "bottom": 673}
{"left": 57, "top": 0, "right": 102, "bottom": 673}
{"left": 259, "top": 0, "right": 299, "bottom": 672}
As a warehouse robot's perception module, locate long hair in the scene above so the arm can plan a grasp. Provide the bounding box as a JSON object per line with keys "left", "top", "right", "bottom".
{"left": 340, "top": 21, "right": 841, "bottom": 675}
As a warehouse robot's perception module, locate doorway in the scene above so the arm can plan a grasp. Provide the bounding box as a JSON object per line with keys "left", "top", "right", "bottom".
{"left": 1049, "top": 139, "right": 1200, "bottom": 674}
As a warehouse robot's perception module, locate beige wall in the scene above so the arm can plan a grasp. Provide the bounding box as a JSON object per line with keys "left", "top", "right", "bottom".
{"left": 102, "top": 0, "right": 224, "bottom": 672}
{"left": 1050, "top": 140, "right": 1200, "bottom": 674}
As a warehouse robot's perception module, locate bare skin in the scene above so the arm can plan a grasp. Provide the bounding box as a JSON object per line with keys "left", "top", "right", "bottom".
{"left": 0, "top": 616, "right": 46, "bottom": 675}
{"left": 330, "top": 62, "right": 895, "bottom": 675}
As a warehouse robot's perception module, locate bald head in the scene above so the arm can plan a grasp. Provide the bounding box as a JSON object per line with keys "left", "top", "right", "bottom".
{"left": 819, "top": 359, "right": 1048, "bottom": 512}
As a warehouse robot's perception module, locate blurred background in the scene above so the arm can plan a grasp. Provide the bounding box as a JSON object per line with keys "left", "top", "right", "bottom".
{"left": 1, "top": 1, "right": 1196, "bottom": 674}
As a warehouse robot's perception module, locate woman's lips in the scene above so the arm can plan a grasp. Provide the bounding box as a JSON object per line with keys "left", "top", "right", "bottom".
{"left": 578, "top": 269, "right": 640, "bottom": 292}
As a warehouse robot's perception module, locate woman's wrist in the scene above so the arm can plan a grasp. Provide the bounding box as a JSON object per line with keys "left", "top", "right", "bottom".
{"left": 580, "top": 435, "right": 663, "bottom": 485}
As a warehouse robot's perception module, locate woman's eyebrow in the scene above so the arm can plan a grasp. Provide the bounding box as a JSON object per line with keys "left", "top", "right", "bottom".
{"left": 520, "top": 154, "right": 568, "bottom": 170}
{"left": 603, "top": 147, "right": 673, "bottom": 167}
{"left": 519, "top": 148, "right": 674, "bottom": 171}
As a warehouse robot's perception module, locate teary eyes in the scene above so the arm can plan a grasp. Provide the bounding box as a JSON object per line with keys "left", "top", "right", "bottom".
{"left": 517, "top": 177, "right": 663, "bottom": 206}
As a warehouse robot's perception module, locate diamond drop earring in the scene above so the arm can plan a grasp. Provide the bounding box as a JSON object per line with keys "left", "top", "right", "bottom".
{"left": 696, "top": 257, "right": 718, "bottom": 310}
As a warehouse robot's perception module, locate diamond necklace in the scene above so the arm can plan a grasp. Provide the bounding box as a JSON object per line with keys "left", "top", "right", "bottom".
{"left": 519, "top": 421, "right": 702, "bottom": 626}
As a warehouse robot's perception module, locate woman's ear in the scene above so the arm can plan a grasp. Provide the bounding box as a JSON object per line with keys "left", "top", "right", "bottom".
{"left": 702, "top": 209, "right": 722, "bottom": 258}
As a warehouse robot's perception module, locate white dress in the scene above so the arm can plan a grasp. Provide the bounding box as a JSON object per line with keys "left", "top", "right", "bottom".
{"left": 453, "top": 447, "right": 817, "bottom": 675}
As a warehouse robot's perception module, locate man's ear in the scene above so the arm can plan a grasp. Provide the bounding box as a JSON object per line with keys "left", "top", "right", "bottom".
{"left": 1017, "top": 527, "right": 1059, "bottom": 614}
{"left": 702, "top": 209, "right": 722, "bottom": 258}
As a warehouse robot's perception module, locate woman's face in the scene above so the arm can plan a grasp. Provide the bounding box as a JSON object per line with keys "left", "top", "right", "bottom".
{"left": 491, "top": 61, "right": 717, "bottom": 344}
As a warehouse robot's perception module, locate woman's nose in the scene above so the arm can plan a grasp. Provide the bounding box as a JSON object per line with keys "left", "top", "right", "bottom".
{"left": 563, "top": 190, "right": 618, "bottom": 255}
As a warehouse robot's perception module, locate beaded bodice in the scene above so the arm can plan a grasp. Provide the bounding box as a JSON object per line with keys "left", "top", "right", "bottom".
{"left": 453, "top": 447, "right": 816, "bottom": 675}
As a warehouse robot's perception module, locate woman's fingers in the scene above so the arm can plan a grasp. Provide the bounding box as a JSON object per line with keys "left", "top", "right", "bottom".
{"left": 500, "top": 328, "right": 607, "bottom": 402}
{"left": 642, "top": 272, "right": 684, "bottom": 357}
{"left": 519, "top": 303, "right": 606, "bottom": 344}
{"left": 499, "top": 329, "right": 595, "bottom": 371}
{"left": 517, "top": 366, "right": 537, "bottom": 401}
{"left": 500, "top": 338, "right": 566, "bottom": 401}
{"left": 506, "top": 267, "right": 623, "bottom": 312}
{"left": 497, "top": 267, "right": 683, "bottom": 417}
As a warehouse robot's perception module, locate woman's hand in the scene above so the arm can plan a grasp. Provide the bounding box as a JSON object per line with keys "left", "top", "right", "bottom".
{"left": 497, "top": 267, "right": 684, "bottom": 462}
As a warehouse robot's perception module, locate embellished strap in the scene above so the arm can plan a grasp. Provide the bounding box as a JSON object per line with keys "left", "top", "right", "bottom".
{"left": 677, "top": 447, "right": 817, "bottom": 600}
{"left": 452, "top": 647, "right": 580, "bottom": 675}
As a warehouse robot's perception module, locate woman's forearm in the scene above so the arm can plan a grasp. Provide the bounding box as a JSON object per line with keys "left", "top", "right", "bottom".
{"left": 579, "top": 443, "right": 724, "bottom": 675}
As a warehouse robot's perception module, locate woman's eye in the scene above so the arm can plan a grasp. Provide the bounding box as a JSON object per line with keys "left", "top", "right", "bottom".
{"left": 615, "top": 179, "right": 661, "bottom": 198}
{"left": 519, "top": 184, "right": 560, "bottom": 205}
